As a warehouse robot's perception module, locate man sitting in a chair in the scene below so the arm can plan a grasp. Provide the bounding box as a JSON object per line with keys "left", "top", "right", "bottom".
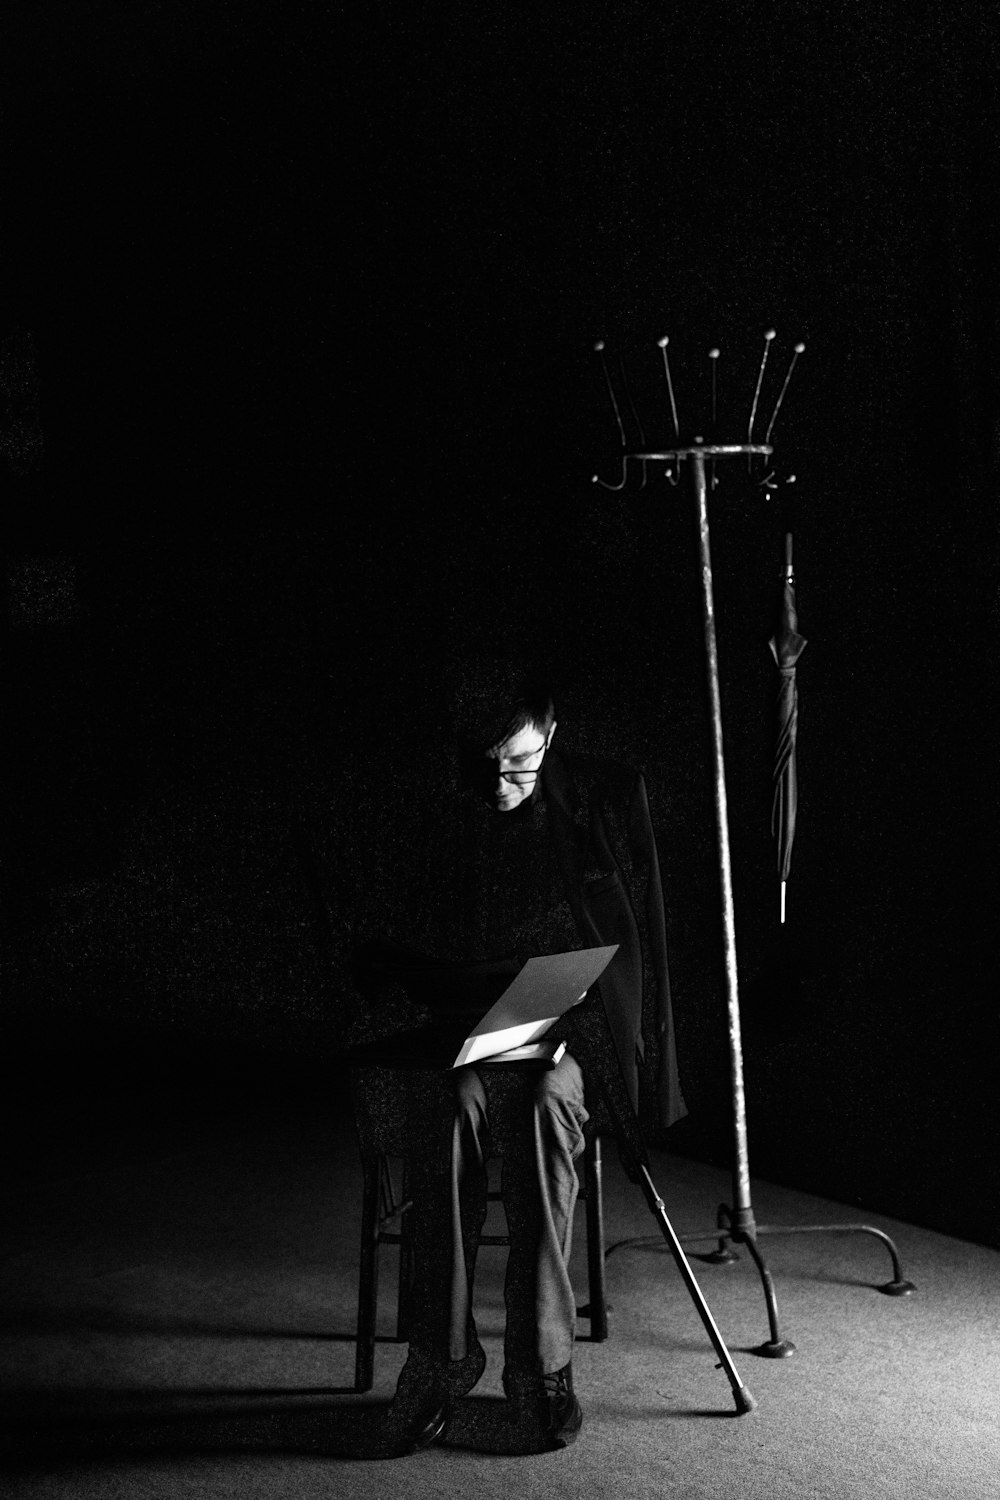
{"left": 354, "top": 655, "right": 685, "bottom": 1453}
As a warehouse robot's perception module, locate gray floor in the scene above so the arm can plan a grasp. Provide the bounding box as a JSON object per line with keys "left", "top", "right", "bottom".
{"left": 1, "top": 1059, "right": 998, "bottom": 1497}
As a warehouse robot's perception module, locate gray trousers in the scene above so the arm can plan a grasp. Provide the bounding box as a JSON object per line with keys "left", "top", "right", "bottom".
{"left": 449, "top": 1053, "right": 589, "bottom": 1377}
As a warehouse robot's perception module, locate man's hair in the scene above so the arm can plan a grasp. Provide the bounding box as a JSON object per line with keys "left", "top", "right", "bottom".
{"left": 444, "top": 654, "right": 555, "bottom": 751}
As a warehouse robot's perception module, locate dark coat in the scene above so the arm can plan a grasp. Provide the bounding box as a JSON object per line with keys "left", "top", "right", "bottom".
{"left": 541, "top": 749, "right": 686, "bottom": 1137}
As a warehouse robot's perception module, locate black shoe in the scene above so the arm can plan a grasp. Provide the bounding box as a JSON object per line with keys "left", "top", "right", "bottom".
{"left": 540, "top": 1365, "right": 583, "bottom": 1448}
{"left": 393, "top": 1338, "right": 487, "bottom": 1455}
{"left": 502, "top": 1362, "right": 583, "bottom": 1448}
{"left": 399, "top": 1400, "right": 449, "bottom": 1455}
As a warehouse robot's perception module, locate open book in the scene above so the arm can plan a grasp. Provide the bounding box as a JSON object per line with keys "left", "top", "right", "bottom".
{"left": 449, "top": 946, "right": 618, "bottom": 1068}
{"left": 350, "top": 942, "right": 618, "bottom": 1071}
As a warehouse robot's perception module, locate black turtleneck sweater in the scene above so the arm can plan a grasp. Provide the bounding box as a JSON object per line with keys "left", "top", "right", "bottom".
{"left": 401, "top": 784, "right": 580, "bottom": 966}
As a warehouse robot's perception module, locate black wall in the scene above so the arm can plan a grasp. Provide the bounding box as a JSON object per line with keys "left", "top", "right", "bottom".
{"left": 3, "top": 4, "right": 998, "bottom": 1244}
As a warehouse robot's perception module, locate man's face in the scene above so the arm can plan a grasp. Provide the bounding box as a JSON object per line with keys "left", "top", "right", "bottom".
{"left": 483, "top": 720, "right": 556, "bottom": 812}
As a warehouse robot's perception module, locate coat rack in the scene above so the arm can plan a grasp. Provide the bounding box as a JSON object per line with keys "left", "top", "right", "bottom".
{"left": 593, "top": 332, "right": 915, "bottom": 1356}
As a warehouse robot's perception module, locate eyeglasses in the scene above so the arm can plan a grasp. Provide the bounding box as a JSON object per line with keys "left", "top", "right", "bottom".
{"left": 494, "top": 743, "right": 549, "bottom": 784}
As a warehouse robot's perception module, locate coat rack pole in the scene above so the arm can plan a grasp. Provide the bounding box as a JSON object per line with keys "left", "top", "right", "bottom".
{"left": 686, "top": 447, "right": 795, "bottom": 1355}
{"left": 691, "top": 449, "right": 754, "bottom": 1232}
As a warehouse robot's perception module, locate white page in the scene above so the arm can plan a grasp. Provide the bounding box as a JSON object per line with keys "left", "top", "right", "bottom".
{"left": 452, "top": 945, "right": 618, "bottom": 1067}
{"left": 454, "top": 1017, "right": 558, "bottom": 1067}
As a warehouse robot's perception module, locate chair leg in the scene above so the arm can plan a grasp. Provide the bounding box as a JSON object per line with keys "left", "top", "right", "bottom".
{"left": 583, "top": 1134, "right": 609, "bottom": 1341}
{"left": 396, "top": 1161, "right": 415, "bottom": 1340}
{"left": 355, "top": 1153, "right": 382, "bottom": 1393}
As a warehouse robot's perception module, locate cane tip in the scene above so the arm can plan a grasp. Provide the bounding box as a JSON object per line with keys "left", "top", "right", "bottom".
{"left": 657, "top": 335, "right": 669, "bottom": 347}
{"left": 765, "top": 328, "right": 776, "bottom": 340}
{"left": 593, "top": 339, "right": 605, "bottom": 352}
{"left": 708, "top": 347, "right": 720, "bottom": 359}
{"left": 794, "top": 341, "right": 806, "bottom": 354}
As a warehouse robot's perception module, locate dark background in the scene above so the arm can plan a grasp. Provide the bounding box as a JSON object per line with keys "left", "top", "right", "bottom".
{"left": 2, "top": 4, "right": 997, "bottom": 1245}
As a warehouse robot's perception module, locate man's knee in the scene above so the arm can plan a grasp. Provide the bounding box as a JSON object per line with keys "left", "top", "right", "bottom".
{"left": 454, "top": 1064, "right": 488, "bottom": 1120}
{"left": 535, "top": 1054, "right": 588, "bottom": 1129}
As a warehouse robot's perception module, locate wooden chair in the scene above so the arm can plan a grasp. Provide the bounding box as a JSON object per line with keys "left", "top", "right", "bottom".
{"left": 352, "top": 1093, "right": 608, "bottom": 1394}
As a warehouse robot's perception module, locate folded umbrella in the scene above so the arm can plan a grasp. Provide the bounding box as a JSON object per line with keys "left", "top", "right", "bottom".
{"left": 769, "top": 533, "right": 807, "bottom": 923}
